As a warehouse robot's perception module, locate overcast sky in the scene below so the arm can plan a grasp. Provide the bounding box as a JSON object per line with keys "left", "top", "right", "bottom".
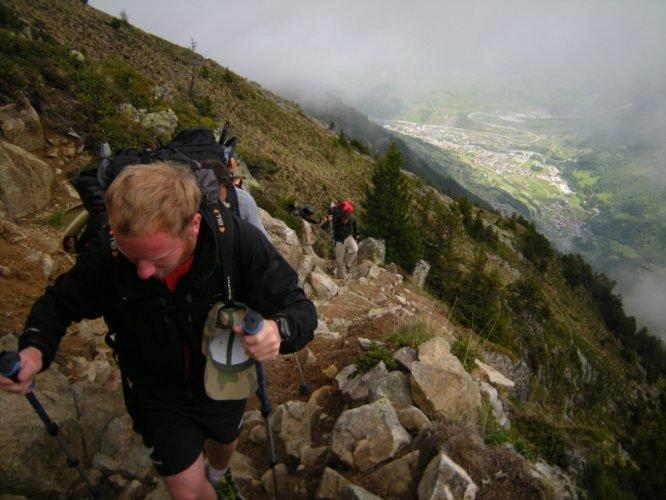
{"left": 89, "top": 0, "right": 666, "bottom": 102}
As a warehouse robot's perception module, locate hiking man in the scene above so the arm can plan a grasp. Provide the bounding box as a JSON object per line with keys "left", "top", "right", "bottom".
{"left": 201, "top": 159, "right": 268, "bottom": 238}
{"left": 0, "top": 162, "right": 317, "bottom": 499}
{"left": 321, "top": 200, "right": 359, "bottom": 278}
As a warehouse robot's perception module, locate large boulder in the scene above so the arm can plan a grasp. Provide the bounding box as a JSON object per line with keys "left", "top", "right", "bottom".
{"left": 411, "top": 259, "right": 431, "bottom": 288}
{"left": 330, "top": 398, "right": 411, "bottom": 472}
{"left": 410, "top": 337, "right": 482, "bottom": 424}
{"left": 357, "top": 237, "right": 385, "bottom": 265}
{"left": 0, "top": 98, "right": 44, "bottom": 152}
{"left": 0, "top": 139, "right": 53, "bottom": 218}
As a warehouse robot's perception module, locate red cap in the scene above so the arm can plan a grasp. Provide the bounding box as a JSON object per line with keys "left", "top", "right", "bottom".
{"left": 339, "top": 200, "right": 353, "bottom": 213}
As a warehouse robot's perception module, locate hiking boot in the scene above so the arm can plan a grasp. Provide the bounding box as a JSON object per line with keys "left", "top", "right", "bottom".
{"left": 207, "top": 467, "right": 245, "bottom": 500}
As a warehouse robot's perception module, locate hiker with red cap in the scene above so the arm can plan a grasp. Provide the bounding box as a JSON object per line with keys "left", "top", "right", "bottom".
{"left": 321, "top": 199, "right": 360, "bottom": 279}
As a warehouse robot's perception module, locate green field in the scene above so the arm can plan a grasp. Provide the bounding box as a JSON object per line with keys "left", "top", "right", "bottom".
{"left": 388, "top": 83, "right": 666, "bottom": 277}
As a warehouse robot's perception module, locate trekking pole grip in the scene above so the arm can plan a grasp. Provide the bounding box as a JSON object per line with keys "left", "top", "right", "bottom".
{"left": 0, "top": 351, "right": 21, "bottom": 381}
{"left": 0, "top": 351, "right": 57, "bottom": 435}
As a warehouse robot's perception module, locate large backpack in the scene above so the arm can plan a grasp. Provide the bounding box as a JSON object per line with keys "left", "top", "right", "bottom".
{"left": 165, "top": 127, "right": 238, "bottom": 165}
{"left": 64, "top": 126, "right": 238, "bottom": 252}
{"left": 62, "top": 126, "right": 241, "bottom": 305}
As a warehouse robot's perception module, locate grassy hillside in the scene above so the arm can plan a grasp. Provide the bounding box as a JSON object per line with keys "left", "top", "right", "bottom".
{"left": 1, "top": 0, "right": 374, "bottom": 216}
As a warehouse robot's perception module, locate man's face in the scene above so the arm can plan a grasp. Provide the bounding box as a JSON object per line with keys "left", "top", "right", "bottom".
{"left": 114, "top": 214, "right": 201, "bottom": 280}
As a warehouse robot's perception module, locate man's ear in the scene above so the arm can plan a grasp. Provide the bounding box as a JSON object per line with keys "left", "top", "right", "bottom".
{"left": 190, "top": 213, "right": 202, "bottom": 239}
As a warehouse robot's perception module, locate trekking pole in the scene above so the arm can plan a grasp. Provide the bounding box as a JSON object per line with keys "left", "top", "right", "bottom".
{"left": 0, "top": 351, "right": 97, "bottom": 498}
{"left": 241, "top": 311, "right": 281, "bottom": 500}
{"left": 292, "top": 352, "right": 311, "bottom": 396}
{"left": 99, "top": 130, "right": 111, "bottom": 159}
{"left": 219, "top": 121, "right": 230, "bottom": 146}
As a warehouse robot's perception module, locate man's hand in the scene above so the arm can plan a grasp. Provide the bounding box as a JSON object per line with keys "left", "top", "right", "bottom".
{"left": 0, "top": 347, "right": 43, "bottom": 394}
{"left": 234, "top": 320, "right": 281, "bottom": 362}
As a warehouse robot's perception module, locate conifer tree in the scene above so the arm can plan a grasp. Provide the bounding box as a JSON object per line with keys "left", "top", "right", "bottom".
{"left": 363, "top": 143, "right": 423, "bottom": 270}
{"left": 418, "top": 191, "right": 461, "bottom": 298}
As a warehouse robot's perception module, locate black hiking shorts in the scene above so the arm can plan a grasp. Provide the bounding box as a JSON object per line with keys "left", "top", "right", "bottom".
{"left": 122, "top": 377, "right": 247, "bottom": 476}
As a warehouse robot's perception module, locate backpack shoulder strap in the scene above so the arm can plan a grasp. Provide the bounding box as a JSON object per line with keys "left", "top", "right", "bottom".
{"left": 204, "top": 201, "right": 237, "bottom": 306}
{"left": 225, "top": 185, "right": 241, "bottom": 217}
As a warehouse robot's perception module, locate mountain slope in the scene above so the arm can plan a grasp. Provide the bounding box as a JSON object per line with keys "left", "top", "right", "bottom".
{"left": 2, "top": 0, "right": 375, "bottom": 214}
{"left": 276, "top": 84, "right": 493, "bottom": 209}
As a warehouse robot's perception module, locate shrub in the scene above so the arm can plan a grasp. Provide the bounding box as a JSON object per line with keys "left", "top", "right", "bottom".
{"left": 350, "top": 137, "right": 369, "bottom": 155}
{"left": 99, "top": 112, "right": 153, "bottom": 150}
{"left": 355, "top": 343, "right": 399, "bottom": 373}
{"left": 354, "top": 320, "right": 435, "bottom": 374}
{"left": 101, "top": 57, "right": 154, "bottom": 109}
{"left": 451, "top": 336, "right": 482, "bottom": 373}
{"left": 384, "top": 320, "right": 434, "bottom": 350}
{"left": 238, "top": 150, "right": 279, "bottom": 179}
{"left": 513, "top": 414, "right": 570, "bottom": 468}
{"left": 477, "top": 399, "right": 509, "bottom": 446}
{"left": 194, "top": 95, "right": 215, "bottom": 118}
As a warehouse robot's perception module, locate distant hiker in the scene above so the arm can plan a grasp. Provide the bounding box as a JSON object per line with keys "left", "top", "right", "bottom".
{"left": 301, "top": 205, "right": 319, "bottom": 224}
{"left": 201, "top": 159, "right": 268, "bottom": 238}
{"left": 1, "top": 162, "right": 317, "bottom": 499}
{"left": 321, "top": 199, "right": 359, "bottom": 278}
{"left": 288, "top": 203, "right": 321, "bottom": 224}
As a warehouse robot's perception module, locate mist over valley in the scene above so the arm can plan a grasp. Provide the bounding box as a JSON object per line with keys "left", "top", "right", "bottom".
{"left": 374, "top": 83, "right": 666, "bottom": 340}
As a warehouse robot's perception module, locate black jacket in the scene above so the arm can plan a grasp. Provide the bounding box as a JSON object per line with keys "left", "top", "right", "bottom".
{"left": 20, "top": 207, "right": 317, "bottom": 400}
{"left": 322, "top": 215, "right": 359, "bottom": 243}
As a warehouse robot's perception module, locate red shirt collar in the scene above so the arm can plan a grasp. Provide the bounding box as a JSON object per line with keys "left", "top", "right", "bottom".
{"left": 160, "top": 254, "right": 195, "bottom": 292}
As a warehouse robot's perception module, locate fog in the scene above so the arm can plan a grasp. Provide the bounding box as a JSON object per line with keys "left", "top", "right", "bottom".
{"left": 89, "top": 0, "right": 666, "bottom": 104}
{"left": 89, "top": 0, "right": 666, "bottom": 340}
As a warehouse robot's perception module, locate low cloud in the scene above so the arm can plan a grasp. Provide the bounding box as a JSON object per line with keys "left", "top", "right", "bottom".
{"left": 90, "top": 1, "right": 666, "bottom": 102}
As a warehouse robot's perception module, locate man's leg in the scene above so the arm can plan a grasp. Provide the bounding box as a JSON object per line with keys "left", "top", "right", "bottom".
{"left": 204, "top": 439, "right": 244, "bottom": 499}
{"left": 205, "top": 438, "right": 238, "bottom": 471}
{"left": 162, "top": 452, "right": 216, "bottom": 500}
{"left": 334, "top": 241, "right": 346, "bottom": 277}
{"left": 343, "top": 235, "right": 358, "bottom": 270}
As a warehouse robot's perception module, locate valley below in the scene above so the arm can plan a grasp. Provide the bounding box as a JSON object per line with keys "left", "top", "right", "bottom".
{"left": 383, "top": 114, "right": 582, "bottom": 245}
{"left": 382, "top": 110, "right": 666, "bottom": 340}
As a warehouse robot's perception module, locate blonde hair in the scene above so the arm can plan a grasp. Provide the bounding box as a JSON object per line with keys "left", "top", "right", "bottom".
{"left": 105, "top": 162, "right": 202, "bottom": 238}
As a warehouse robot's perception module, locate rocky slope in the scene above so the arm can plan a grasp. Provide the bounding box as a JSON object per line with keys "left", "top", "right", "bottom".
{"left": 0, "top": 104, "right": 574, "bottom": 498}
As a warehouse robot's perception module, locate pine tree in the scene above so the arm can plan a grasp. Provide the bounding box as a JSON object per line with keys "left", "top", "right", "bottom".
{"left": 363, "top": 143, "right": 423, "bottom": 270}
{"left": 419, "top": 192, "right": 461, "bottom": 297}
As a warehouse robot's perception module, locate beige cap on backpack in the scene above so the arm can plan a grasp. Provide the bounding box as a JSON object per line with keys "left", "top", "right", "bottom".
{"left": 202, "top": 304, "right": 258, "bottom": 400}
